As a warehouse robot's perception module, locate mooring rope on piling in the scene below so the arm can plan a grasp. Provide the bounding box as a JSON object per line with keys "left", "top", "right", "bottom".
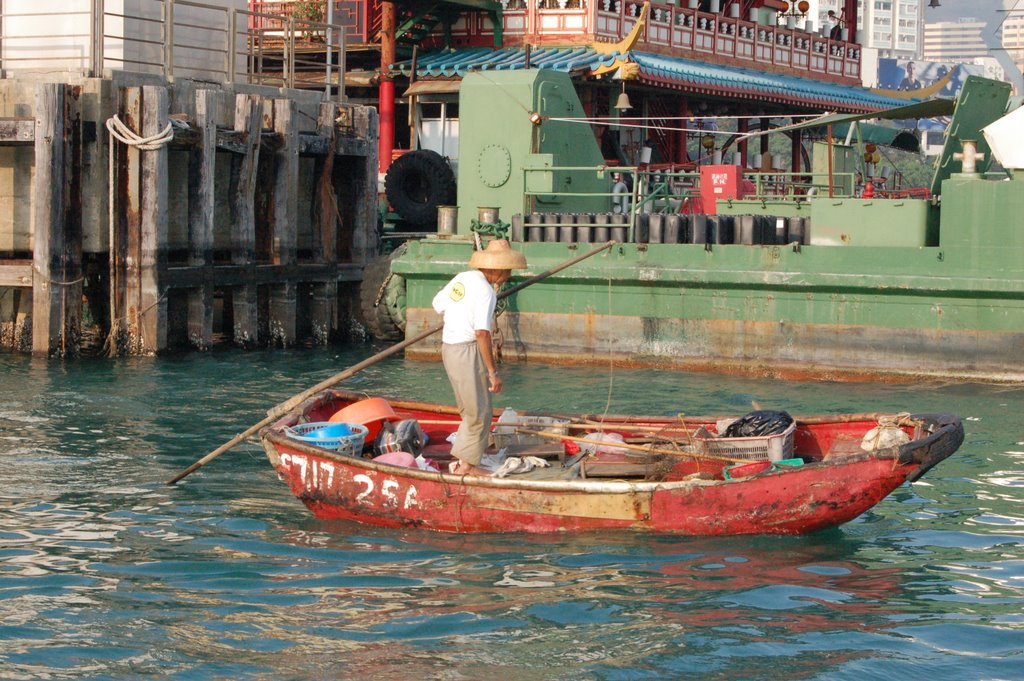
{"left": 103, "top": 114, "right": 176, "bottom": 357}
{"left": 104, "top": 115, "right": 175, "bottom": 150}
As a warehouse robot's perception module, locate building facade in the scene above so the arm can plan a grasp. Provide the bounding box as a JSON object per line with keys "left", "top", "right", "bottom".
{"left": 855, "top": 0, "right": 923, "bottom": 60}
{"left": 923, "top": 18, "right": 991, "bottom": 63}
{"left": 1003, "top": 15, "right": 1024, "bottom": 76}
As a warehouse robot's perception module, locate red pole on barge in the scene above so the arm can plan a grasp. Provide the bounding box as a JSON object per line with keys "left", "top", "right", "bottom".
{"left": 378, "top": 1, "right": 396, "bottom": 173}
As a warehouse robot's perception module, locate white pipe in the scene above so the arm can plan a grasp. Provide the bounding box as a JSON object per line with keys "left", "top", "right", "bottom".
{"left": 326, "top": 0, "right": 334, "bottom": 99}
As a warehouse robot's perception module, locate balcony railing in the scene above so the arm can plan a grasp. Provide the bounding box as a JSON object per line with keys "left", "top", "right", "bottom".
{"left": 242, "top": 1, "right": 859, "bottom": 82}
{"left": 459, "top": 0, "right": 861, "bottom": 82}
{"left": 0, "top": 0, "right": 348, "bottom": 97}
{"left": 248, "top": 0, "right": 376, "bottom": 45}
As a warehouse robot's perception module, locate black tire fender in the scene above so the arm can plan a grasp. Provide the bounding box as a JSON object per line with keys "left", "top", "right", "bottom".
{"left": 358, "top": 245, "right": 407, "bottom": 341}
{"left": 384, "top": 150, "right": 457, "bottom": 226}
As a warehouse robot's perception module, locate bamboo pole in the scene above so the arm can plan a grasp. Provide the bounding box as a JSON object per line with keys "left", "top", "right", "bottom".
{"left": 165, "top": 240, "right": 618, "bottom": 485}
{"left": 513, "top": 427, "right": 749, "bottom": 465}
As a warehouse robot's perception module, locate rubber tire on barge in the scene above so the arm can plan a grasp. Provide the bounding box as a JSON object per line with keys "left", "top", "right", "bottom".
{"left": 358, "top": 245, "right": 407, "bottom": 341}
{"left": 384, "top": 150, "right": 456, "bottom": 227}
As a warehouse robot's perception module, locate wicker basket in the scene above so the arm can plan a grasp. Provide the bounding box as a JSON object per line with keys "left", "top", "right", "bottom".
{"left": 700, "top": 421, "right": 796, "bottom": 462}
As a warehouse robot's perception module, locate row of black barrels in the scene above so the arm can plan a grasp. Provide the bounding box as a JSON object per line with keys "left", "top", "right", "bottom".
{"left": 509, "top": 213, "right": 810, "bottom": 246}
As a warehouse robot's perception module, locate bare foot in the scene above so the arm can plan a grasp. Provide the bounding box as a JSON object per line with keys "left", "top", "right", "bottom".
{"left": 448, "top": 460, "right": 491, "bottom": 476}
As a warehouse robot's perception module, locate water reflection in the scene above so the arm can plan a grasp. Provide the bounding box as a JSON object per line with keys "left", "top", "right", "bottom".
{"left": 0, "top": 350, "right": 1023, "bottom": 679}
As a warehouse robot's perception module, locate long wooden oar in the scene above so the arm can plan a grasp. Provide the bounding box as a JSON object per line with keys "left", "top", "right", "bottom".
{"left": 165, "top": 240, "right": 618, "bottom": 485}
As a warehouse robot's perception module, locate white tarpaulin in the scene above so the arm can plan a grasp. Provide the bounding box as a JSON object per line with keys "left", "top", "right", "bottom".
{"left": 982, "top": 105, "right": 1024, "bottom": 170}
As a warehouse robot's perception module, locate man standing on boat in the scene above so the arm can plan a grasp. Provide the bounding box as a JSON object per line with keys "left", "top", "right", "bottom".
{"left": 432, "top": 239, "right": 527, "bottom": 476}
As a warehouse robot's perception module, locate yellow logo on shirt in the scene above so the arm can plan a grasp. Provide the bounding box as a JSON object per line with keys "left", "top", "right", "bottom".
{"left": 449, "top": 283, "right": 465, "bottom": 302}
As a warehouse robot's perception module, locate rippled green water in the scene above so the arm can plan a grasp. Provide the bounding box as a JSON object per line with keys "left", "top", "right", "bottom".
{"left": 1, "top": 347, "right": 1022, "bottom": 680}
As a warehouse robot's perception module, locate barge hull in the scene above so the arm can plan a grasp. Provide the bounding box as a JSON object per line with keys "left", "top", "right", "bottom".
{"left": 405, "top": 308, "right": 1024, "bottom": 383}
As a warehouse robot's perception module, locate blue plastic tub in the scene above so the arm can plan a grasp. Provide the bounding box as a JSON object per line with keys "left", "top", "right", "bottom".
{"left": 285, "top": 421, "right": 368, "bottom": 456}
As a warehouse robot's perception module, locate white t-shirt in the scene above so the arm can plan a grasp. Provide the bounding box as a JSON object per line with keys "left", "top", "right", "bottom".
{"left": 432, "top": 270, "right": 497, "bottom": 344}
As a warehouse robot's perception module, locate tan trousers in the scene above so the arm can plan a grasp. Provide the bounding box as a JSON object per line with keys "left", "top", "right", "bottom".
{"left": 442, "top": 341, "right": 491, "bottom": 465}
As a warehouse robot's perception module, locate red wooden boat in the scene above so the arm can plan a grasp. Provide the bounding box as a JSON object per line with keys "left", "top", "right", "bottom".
{"left": 259, "top": 389, "right": 963, "bottom": 535}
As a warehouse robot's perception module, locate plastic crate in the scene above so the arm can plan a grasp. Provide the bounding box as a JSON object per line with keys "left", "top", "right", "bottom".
{"left": 492, "top": 415, "right": 570, "bottom": 449}
{"left": 700, "top": 420, "right": 796, "bottom": 462}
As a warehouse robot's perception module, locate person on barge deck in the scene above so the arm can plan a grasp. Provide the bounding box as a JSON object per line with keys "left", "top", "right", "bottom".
{"left": 432, "top": 239, "right": 528, "bottom": 476}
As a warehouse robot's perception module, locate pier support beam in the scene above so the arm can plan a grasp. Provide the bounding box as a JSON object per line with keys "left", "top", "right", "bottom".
{"left": 311, "top": 101, "right": 340, "bottom": 344}
{"left": 139, "top": 85, "right": 169, "bottom": 353}
{"left": 269, "top": 98, "right": 297, "bottom": 346}
{"left": 352, "top": 105, "right": 379, "bottom": 266}
{"left": 187, "top": 90, "right": 217, "bottom": 350}
{"left": 110, "top": 86, "right": 169, "bottom": 355}
{"left": 32, "top": 83, "right": 83, "bottom": 358}
{"left": 230, "top": 93, "right": 261, "bottom": 347}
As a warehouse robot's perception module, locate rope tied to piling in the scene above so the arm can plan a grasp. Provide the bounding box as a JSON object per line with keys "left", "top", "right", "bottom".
{"left": 103, "top": 114, "right": 176, "bottom": 357}
{"left": 31, "top": 265, "right": 84, "bottom": 287}
{"left": 105, "top": 115, "right": 175, "bottom": 150}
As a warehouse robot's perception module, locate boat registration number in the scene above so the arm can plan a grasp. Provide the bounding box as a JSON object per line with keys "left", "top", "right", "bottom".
{"left": 280, "top": 452, "right": 419, "bottom": 509}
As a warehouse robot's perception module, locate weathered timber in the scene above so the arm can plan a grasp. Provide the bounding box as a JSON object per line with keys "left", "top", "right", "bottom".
{"left": 113, "top": 87, "right": 143, "bottom": 355}
{"left": 162, "top": 262, "right": 362, "bottom": 288}
{"left": 138, "top": 85, "right": 169, "bottom": 353}
{"left": 4, "top": 77, "right": 379, "bottom": 357}
{"left": 269, "top": 98, "right": 298, "bottom": 346}
{"left": 0, "top": 118, "right": 35, "bottom": 145}
{"left": 350, "top": 106, "right": 379, "bottom": 265}
{"left": 0, "top": 261, "right": 32, "bottom": 287}
{"left": 299, "top": 134, "right": 330, "bottom": 156}
{"left": 311, "top": 101, "right": 340, "bottom": 343}
{"left": 186, "top": 90, "right": 217, "bottom": 351}
{"left": 314, "top": 102, "right": 338, "bottom": 263}
{"left": 211, "top": 128, "right": 291, "bottom": 155}
{"left": 32, "top": 83, "right": 83, "bottom": 358}
{"left": 230, "top": 93, "right": 261, "bottom": 347}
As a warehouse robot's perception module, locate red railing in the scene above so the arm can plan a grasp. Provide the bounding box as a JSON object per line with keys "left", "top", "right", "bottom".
{"left": 452, "top": 1, "right": 860, "bottom": 83}
{"left": 248, "top": 0, "right": 860, "bottom": 83}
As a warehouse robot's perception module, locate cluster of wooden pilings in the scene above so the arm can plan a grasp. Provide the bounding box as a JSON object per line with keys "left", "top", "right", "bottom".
{"left": 0, "top": 79, "right": 378, "bottom": 357}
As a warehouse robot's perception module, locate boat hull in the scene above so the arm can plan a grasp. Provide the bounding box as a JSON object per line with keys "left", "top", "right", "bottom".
{"left": 267, "top": 444, "right": 912, "bottom": 534}
{"left": 260, "top": 391, "right": 964, "bottom": 535}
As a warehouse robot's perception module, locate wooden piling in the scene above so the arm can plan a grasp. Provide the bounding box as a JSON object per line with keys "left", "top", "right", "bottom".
{"left": 6, "top": 77, "right": 379, "bottom": 357}
{"left": 230, "top": 93, "right": 261, "bottom": 347}
{"left": 314, "top": 101, "right": 338, "bottom": 261}
{"left": 269, "top": 98, "right": 297, "bottom": 346}
{"left": 187, "top": 89, "right": 217, "bottom": 350}
{"left": 310, "top": 101, "right": 340, "bottom": 343}
{"left": 139, "top": 85, "right": 169, "bottom": 353}
{"left": 31, "top": 83, "right": 83, "bottom": 358}
{"left": 113, "top": 87, "right": 142, "bottom": 355}
{"left": 352, "top": 106, "right": 379, "bottom": 265}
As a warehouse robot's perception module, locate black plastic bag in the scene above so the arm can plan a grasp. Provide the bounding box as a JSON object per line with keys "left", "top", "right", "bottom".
{"left": 373, "top": 419, "right": 426, "bottom": 456}
{"left": 723, "top": 410, "right": 794, "bottom": 438}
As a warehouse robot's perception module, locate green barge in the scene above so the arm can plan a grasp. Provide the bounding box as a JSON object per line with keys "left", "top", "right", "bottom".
{"left": 371, "top": 70, "right": 1024, "bottom": 383}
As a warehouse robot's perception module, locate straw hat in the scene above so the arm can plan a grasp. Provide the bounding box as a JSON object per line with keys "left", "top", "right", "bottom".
{"left": 469, "top": 239, "right": 527, "bottom": 270}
